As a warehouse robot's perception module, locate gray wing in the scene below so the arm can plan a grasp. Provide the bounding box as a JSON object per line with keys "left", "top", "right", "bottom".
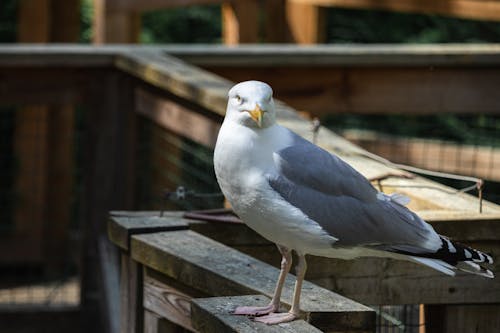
{"left": 269, "top": 130, "right": 440, "bottom": 250}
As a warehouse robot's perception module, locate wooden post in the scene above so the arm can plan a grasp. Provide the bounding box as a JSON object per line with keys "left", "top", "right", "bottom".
{"left": 286, "top": 2, "right": 326, "bottom": 44}
{"left": 264, "top": 0, "right": 289, "bottom": 43}
{"left": 93, "top": 0, "right": 141, "bottom": 44}
{"left": 17, "top": 0, "right": 80, "bottom": 273}
{"left": 222, "top": 0, "right": 259, "bottom": 44}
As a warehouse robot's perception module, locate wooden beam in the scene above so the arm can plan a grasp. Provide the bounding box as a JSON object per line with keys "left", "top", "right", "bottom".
{"left": 131, "top": 230, "right": 375, "bottom": 332}
{"left": 205, "top": 66, "right": 500, "bottom": 114}
{"left": 135, "top": 88, "right": 221, "bottom": 148}
{"left": 222, "top": 0, "right": 259, "bottom": 44}
{"left": 93, "top": 0, "right": 141, "bottom": 44}
{"left": 108, "top": 211, "right": 189, "bottom": 251}
{"left": 290, "top": 0, "right": 500, "bottom": 22}
{"left": 286, "top": 1, "right": 326, "bottom": 44}
{"left": 191, "top": 295, "right": 323, "bottom": 333}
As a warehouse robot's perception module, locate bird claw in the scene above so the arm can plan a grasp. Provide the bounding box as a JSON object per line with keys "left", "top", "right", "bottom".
{"left": 233, "top": 304, "right": 277, "bottom": 316}
{"left": 253, "top": 312, "right": 298, "bottom": 325}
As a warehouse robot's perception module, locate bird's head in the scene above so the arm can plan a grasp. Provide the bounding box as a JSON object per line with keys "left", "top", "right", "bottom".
{"left": 225, "top": 80, "right": 276, "bottom": 129}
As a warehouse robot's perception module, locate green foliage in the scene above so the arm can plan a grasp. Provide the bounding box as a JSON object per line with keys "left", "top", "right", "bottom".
{"left": 80, "top": 0, "right": 93, "bottom": 43}
{"left": 141, "top": 5, "right": 221, "bottom": 44}
{"left": 0, "top": 0, "right": 18, "bottom": 43}
{"left": 326, "top": 8, "right": 500, "bottom": 43}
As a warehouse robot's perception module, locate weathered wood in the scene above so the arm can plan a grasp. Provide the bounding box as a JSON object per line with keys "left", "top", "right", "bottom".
{"left": 206, "top": 66, "right": 500, "bottom": 115}
{"left": 181, "top": 215, "right": 500, "bottom": 305}
{"left": 121, "top": 254, "right": 144, "bottom": 333}
{"left": 135, "top": 88, "right": 221, "bottom": 148}
{"left": 115, "top": 50, "right": 230, "bottom": 117}
{"left": 99, "top": 236, "right": 121, "bottom": 333}
{"left": 131, "top": 230, "right": 375, "bottom": 332}
{"left": 191, "top": 295, "right": 323, "bottom": 333}
{"left": 108, "top": 211, "right": 189, "bottom": 251}
{"left": 290, "top": 0, "right": 500, "bottom": 22}
{"left": 143, "top": 273, "right": 195, "bottom": 331}
{"left": 222, "top": 0, "right": 259, "bottom": 44}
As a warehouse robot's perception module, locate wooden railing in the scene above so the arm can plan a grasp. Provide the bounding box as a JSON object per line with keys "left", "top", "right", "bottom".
{"left": 1, "top": 45, "right": 499, "bottom": 332}
{"left": 108, "top": 211, "right": 375, "bottom": 332}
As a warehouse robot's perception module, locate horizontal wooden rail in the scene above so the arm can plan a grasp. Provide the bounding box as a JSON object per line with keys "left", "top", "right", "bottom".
{"left": 109, "top": 212, "right": 375, "bottom": 332}
{"left": 191, "top": 295, "right": 324, "bottom": 333}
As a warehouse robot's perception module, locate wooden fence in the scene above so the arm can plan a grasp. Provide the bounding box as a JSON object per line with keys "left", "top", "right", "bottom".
{"left": 1, "top": 45, "right": 500, "bottom": 332}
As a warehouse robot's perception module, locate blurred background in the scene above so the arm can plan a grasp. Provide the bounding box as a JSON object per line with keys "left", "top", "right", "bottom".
{"left": 0, "top": 1, "right": 499, "bottom": 333}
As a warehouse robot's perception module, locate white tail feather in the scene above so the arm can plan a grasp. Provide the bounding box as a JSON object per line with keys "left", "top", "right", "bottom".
{"left": 409, "top": 256, "right": 456, "bottom": 276}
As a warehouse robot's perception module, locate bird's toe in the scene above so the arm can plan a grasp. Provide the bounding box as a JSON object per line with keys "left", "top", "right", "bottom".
{"left": 253, "top": 311, "right": 298, "bottom": 325}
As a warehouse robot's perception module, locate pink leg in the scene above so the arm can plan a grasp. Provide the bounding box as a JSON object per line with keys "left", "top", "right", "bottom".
{"left": 233, "top": 245, "right": 292, "bottom": 316}
{"left": 254, "top": 253, "right": 307, "bottom": 324}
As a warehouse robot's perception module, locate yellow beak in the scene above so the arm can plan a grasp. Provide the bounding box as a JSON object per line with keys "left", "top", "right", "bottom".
{"left": 248, "top": 104, "right": 263, "bottom": 127}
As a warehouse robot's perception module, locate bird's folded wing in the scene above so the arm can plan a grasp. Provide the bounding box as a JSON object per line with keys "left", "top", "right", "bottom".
{"left": 269, "top": 132, "right": 440, "bottom": 250}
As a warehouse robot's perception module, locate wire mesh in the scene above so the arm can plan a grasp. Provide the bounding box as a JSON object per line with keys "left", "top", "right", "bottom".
{"left": 325, "top": 114, "right": 500, "bottom": 204}
{"left": 375, "top": 304, "right": 423, "bottom": 333}
{"left": 0, "top": 106, "right": 81, "bottom": 308}
{"left": 135, "top": 115, "right": 223, "bottom": 211}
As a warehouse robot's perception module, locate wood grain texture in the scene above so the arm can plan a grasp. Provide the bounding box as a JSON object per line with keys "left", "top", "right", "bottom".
{"left": 135, "top": 88, "right": 221, "bottom": 148}
{"left": 191, "top": 295, "right": 324, "bottom": 333}
{"left": 184, "top": 218, "right": 500, "bottom": 305}
{"left": 143, "top": 274, "right": 195, "bottom": 331}
{"left": 108, "top": 212, "right": 189, "bottom": 251}
{"left": 121, "top": 254, "right": 144, "bottom": 333}
{"left": 131, "top": 230, "right": 375, "bottom": 332}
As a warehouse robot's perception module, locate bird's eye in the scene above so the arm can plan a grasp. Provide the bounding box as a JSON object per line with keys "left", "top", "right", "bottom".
{"left": 267, "top": 95, "right": 272, "bottom": 103}
{"left": 235, "top": 95, "right": 242, "bottom": 104}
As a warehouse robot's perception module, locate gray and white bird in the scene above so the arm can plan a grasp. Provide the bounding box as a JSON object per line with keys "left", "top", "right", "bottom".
{"left": 214, "top": 80, "right": 494, "bottom": 325}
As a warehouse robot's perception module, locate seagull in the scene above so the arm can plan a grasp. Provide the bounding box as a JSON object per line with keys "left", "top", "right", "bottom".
{"left": 213, "top": 80, "right": 494, "bottom": 325}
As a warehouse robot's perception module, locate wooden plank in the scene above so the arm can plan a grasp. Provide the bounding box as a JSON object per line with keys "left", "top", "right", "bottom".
{"left": 135, "top": 88, "right": 221, "bottom": 148}
{"left": 286, "top": 1, "right": 326, "bottom": 44}
{"left": 121, "top": 254, "right": 144, "bottom": 333}
{"left": 143, "top": 273, "right": 195, "bottom": 331}
{"left": 114, "top": 50, "right": 230, "bottom": 117}
{"left": 222, "top": 0, "right": 259, "bottom": 44}
{"left": 183, "top": 216, "right": 500, "bottom": 305}
{"left": 205, "top": 66, "right": 500, "bottom": 115}
{"left": 99, "top": 236, "right": 121, "bottom": 333}
{"left": 290, "top": 0, "right": 500, "bottom": 22}
{"left": 191, "top": 295, "right": 324, "bottom": 333}
{"left": 131, "top": 230, "right": 375, "bottom": 332}
{"left": 108, "top": 212, "right": 189, "bottom": 251}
